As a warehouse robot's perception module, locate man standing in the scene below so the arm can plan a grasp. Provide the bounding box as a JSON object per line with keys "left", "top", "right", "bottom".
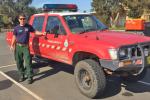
{"left": 10, "top": 14, "right": 44, "bottom": 84}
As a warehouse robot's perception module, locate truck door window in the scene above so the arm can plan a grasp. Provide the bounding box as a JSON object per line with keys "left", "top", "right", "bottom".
{"left": 32, "top": 16, "right": 44, "bottom": 31}
{"left": 46, "top": 16, "right": 66, "bottom": 35}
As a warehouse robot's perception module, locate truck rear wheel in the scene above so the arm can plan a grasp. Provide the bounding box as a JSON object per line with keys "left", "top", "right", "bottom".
{"left": 74, "top": 59, "right": 106, "bottom": 98}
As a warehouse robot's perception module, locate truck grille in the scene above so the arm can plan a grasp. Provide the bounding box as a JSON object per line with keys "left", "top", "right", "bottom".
{"left": 119, "top": 42, "right": 150, "bottom": 60}
{"left": 130, "top": 46, "right": 142, "bottom": 58}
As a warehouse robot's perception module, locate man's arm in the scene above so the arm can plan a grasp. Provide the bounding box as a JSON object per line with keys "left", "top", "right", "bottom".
{"left": 34, "top": 31, "right": 45, "bottom": 35}
{"left": 29, "top": 25, "right": 45, "bottom": 36}
{"left": 10, "top": 35, "right": 16, "bottom": 51}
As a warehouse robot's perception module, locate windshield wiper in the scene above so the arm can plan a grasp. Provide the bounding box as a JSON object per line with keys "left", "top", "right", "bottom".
{"left": 79, "top": 28, "right": 97, "bottom": 34}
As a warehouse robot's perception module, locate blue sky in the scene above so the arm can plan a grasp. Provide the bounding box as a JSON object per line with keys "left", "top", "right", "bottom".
{"left": 30, "top": 0, "right": 92, "bottom": 12}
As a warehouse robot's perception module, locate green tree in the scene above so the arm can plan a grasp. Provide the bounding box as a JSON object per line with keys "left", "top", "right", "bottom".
{"left": 15, "top": 0, "right": 33, "bottom": 14}
{"left": 92, "top": 0, "right": 126, "bottom": 27}
{"left": 0, "top": 0, "right": 38, "bottom": 28}
{"left": 125, "top": 0, "right": 150, "bottom": 18}
{"left": 0, "top": 0, "right": 15, "bottom": 27}
{"left": 92, "top": 0, "right": 150, "bottom": 27}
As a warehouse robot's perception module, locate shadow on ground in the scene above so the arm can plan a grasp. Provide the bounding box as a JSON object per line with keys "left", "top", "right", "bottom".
{"left": 32, "top": 60, "right": 150, "bottom": 99}
{"left": 5, "top": 70, "right": 19, "bottom": 81}
{"left": 101, "top": 76, "right": 150, "bottom": 99}
{"left": 0, "top": 80, "right": 12, "bottom": 90}
{"left": 3, "top": 60, "right": 150, "bottom": 99}
{"left": 100, "top": 76, "right": 122, "bottom": 98}
{"left": 32, "top": 60, "right": 74, "bottom": 82}
{"left": 123, "top": 80, "right": 150, "bottom": 93}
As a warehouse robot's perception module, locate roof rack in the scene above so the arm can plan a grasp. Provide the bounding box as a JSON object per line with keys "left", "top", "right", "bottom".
{"left": 43, "top": 4, "right": 78, "bottom": 12}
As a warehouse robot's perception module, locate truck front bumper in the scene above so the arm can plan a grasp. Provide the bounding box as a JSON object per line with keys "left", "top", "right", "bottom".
{"left": 99, "top": 59, "right": 144, "bottom": 72}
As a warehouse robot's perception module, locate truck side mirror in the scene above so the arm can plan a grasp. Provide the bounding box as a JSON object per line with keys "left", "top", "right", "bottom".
{"left": 52, "top": 26, "right": 59, "bottom": 38}
{"left": 54, "top": 32, "right": 59, "bottom": 38}
{"left": 44, "top": 30, "right": 49, "bottom": 40}
{"left": 53, "top": 24, "right": 66, "bottom": 38}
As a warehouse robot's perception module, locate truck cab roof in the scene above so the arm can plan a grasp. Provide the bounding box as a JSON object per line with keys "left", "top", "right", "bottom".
{"left": 34, "top": 12, "right": 91, "bottom": 16}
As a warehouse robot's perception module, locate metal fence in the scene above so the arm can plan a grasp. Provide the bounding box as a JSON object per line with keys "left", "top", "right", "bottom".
{"left": 0, "top": 28, "right": 13, "bottom": 33}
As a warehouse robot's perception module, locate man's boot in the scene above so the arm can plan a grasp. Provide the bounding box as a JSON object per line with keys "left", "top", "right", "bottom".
{"left": 27, "top": 77, "right": 33, "bottom": 84}
{"left": 19, "top": 75, "right": 25, "bottom": 82}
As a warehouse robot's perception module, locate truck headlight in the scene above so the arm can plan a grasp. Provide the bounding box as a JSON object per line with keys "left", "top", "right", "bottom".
{"left": 109, "top": 49, "right": 118, "bottom": 60}
{"left": 119, "top": 48, "right": 128, "bottom": 58}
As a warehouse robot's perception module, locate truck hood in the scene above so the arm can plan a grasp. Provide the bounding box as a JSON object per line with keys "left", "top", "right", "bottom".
{"left": 80, "top": 30, "right": 150, "bottom": 47}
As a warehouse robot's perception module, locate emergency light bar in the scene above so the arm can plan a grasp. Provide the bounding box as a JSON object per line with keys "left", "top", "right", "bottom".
{"left": 43, "top": 4, "right": 78, "bottom": 12}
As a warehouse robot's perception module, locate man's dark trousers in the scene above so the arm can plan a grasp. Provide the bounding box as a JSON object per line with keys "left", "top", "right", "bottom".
{"left": 15, "top": 44, "right": 33, "bottom": 79}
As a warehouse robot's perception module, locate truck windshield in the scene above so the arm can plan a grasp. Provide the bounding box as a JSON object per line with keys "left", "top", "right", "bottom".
{"left": 63, "top": 15, "right": 108, "bottom": 34}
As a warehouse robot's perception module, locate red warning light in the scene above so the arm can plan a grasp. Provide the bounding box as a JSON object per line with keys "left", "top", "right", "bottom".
{"left": 43, "top": 4, "right": 78, "bottom": 12}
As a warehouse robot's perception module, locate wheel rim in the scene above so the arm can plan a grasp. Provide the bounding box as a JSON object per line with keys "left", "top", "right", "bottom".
{"left": 78, "top": 69, "right": 92, "bottom": 90}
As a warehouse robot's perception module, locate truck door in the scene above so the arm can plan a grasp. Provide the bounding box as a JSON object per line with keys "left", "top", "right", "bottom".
{"left": 44, "top": 16, "right": 69, "bottom": 63}
{"left": 29, "top": 15, "right": 45, "bottom": 56}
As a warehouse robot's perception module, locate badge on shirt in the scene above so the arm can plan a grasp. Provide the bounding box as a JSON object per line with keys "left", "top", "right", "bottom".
{"left": 18, "top": 29, "right": 23, "bottom": 33}
{"left": 25, "top": 28, "right": 29, "bottom": 32}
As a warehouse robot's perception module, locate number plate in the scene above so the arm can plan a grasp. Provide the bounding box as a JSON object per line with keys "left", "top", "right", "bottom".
{"left": 147, "top": 56, "right": 150, "bottom": 64}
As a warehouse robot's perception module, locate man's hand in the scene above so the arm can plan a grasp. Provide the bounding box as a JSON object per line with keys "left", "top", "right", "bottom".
{"left": 35, "top": 31, "right": 46, "bottom": 36}
{"left": 10, "top": 35, "right": 16, "bottom": 51}
{"left": 43, "top": 32, "right": 46, "bottom": 35}
{"left": 10, "top": 45, "right": 15, "bottom": 51}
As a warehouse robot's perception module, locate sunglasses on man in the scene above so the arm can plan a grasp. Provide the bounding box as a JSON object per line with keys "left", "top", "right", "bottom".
{"left": 19, "top": 18, "right": 26, "bottom": 20}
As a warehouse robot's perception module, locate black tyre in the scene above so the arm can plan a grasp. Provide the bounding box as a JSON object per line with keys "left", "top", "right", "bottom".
{"left": 74, "top": 59, "right": 106, "bottom": 98}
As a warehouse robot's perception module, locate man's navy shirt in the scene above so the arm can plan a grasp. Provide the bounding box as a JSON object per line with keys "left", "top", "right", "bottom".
{"left": 13, "top": 24, "right": 35, "bottom": 44}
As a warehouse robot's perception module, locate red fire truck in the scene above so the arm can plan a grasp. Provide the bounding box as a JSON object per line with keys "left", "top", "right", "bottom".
{"left": 6, "top": 4, "right": 150, "bottom": 98}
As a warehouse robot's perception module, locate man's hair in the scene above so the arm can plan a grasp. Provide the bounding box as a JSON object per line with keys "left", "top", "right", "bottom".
{"left": 18, "top": 13, "right": 26, "bottom": 18}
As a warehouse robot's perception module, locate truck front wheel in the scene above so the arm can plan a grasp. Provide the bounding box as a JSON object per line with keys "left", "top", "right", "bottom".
{"left": 74, "top": 59, "right": 106, "bottom": 98}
